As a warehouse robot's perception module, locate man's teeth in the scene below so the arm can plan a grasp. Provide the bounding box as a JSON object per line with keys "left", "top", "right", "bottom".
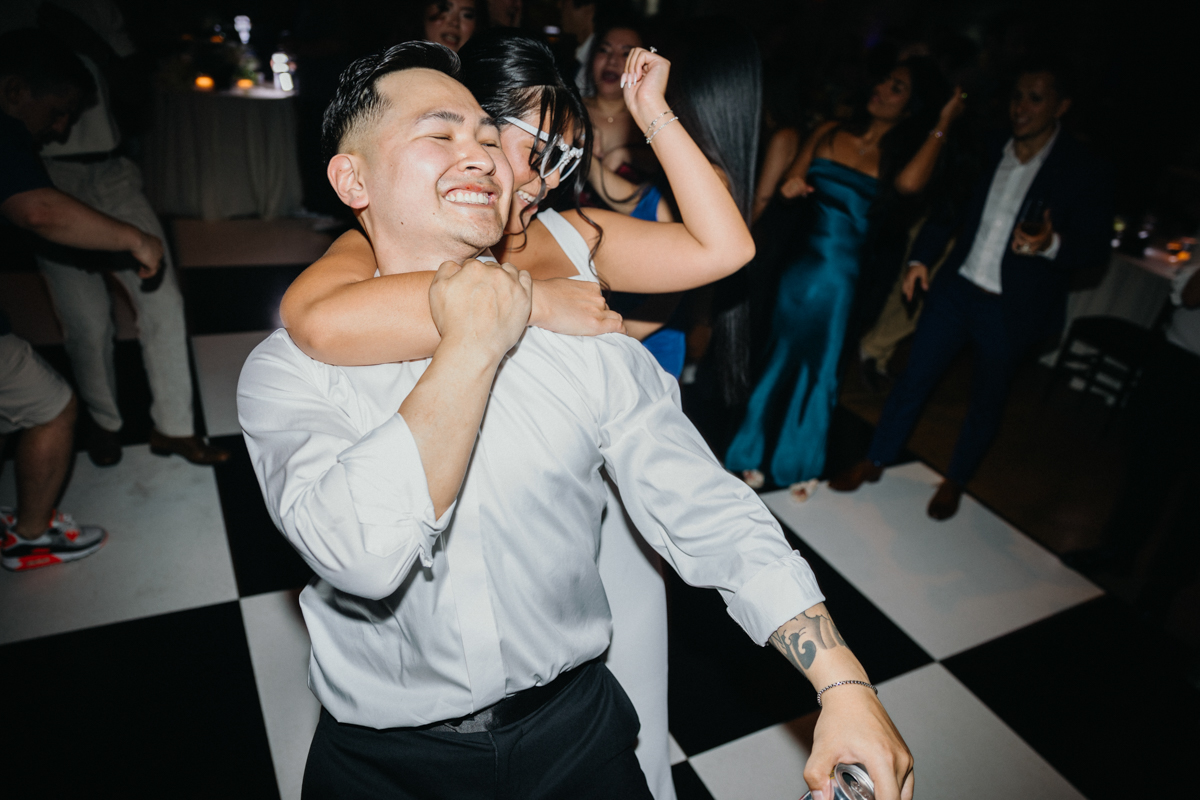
{"left": 517, "top": 190, "right": 537, "bottom": 205}
{"left": 447, "top": 191, "right": 490, "bottom": 205}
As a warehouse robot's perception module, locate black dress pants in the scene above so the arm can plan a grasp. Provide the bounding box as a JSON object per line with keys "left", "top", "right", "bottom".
{"left": 301, "top": 661, "right": 652, "bottom": 800}
{"left": 868, "top": 273, "right": 1030, "bottom": 484}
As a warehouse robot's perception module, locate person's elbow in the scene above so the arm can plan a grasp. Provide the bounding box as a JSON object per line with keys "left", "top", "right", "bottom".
{"left": 893, "top": 174, "right": 924, "bottom": 196}
{"left": 283, "top": 300, "right": 341, "bottom": 360}
{"left": 734, "top": 232, "right": 757, "bottom": 269}
{"left": 2, "top": 191, "right": 56, "bottom": 232}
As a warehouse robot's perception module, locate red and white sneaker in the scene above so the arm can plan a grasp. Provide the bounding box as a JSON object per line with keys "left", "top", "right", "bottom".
{"left": 1, "top": 509, "right": 108, "bottom": 572}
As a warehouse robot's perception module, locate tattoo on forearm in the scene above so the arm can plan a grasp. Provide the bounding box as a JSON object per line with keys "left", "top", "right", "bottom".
{"left": 769, "top": 609, "right": 847, "bottom": 674}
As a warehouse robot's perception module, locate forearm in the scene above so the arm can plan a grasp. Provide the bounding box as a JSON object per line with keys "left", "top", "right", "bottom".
{"left": 894, "top": 133, "right": 946, "bottom": 196}
{"left": 3, "top": 188, "right": 142, "bottom": 252}
{"left": 399, "top": 340, "right": 501, "bottom": 517}
{"left": 769, "top": 603, "right": 869, "bottom": 690}
{"left": 633, "top": 106, "right": 753, "bottom": 266}
{"left": 284, "top": 269, "right": 442, "bottom": 365}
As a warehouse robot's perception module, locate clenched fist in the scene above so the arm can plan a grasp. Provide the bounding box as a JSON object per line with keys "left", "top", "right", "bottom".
{"left": 429, "top": 258, "right": 533, "bottom": 364}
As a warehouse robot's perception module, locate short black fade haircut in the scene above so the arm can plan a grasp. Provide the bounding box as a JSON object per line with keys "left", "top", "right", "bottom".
{"left": 321, "top": 41, "right": 462, "bottom": 163}
{"left": 0, "top": 28, "right": 95, "bottom": 101}
{"left": 1016, "top": 58, "right": 1074, "bottom": 100}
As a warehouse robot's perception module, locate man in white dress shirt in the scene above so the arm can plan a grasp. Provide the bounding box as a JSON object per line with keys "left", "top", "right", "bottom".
{"left": 832, "top": 64, "right": 1112, "bottom": 520}
{"left": 239, "top": 41, "right": 912, "bottom": 799}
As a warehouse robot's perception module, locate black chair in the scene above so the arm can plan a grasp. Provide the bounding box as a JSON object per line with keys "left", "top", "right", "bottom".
{"left": 1043, "top": 314, "right": 1164, "bottom": 426}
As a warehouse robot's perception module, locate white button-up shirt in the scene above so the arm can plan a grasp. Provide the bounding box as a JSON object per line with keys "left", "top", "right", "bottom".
{"left": 238, "top": 327, "right": 823, "bottom": 729}
{"left": 957, "top": 128, "right": 1062, "bottom": 293}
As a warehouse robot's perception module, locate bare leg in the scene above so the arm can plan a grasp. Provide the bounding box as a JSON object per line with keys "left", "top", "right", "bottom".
{"left": 14, "top": 395, "right": 77, "bottom": 538}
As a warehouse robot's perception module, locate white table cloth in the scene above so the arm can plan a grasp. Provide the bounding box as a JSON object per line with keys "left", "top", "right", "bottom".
{"left": 142, "top": 87, "right": 303, "bottom": 221}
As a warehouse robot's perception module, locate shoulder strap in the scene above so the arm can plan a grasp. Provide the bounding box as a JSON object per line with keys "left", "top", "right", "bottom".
{"left": 538, "top": 209, "right": 598, "bottom": 283}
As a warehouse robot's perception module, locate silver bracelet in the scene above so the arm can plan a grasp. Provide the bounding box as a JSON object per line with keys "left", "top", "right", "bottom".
{"left": 643, "top": 109, "right": 673, "bottom": 139}
{"left": 646, "top": 115, "right": 679, "bottom": 144}
{"left": 816, "top": 679, "right": 878, "bottom": 707}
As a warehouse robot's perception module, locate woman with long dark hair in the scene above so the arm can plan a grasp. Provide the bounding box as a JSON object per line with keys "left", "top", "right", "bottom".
{"left": 278, "top": 33, "right": 755, "bottom": 800}
{"left": 726, "top": 57, "right": 962, "bottom": 494}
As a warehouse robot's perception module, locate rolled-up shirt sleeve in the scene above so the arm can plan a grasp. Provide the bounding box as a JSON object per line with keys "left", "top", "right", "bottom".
{"left": 237, "top": 334, "right": 452, "bottom": 600}
{"left": 589, "top": 337, "right": 824, "bottom": 645}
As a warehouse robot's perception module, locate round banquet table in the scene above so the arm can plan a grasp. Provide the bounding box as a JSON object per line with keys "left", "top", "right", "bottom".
{"left": 142, "top": 86, "right": 303, "bottom": 221}
{"left": 1041, "top": 250, "right": 1176, "bottom": 366}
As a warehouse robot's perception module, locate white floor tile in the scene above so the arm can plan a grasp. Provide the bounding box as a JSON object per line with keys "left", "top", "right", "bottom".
{"left": 668, "top": 733, "right": 687, "bottom": 766}
{"left": 689, "top": 664, "right": 1085, "bottom": 800}
{"left": 763, "top": 463, "right": 1102, "bottom": 658}
{"left": 876, "top": 664, "right": 1086, "bottom": 800}
{"left": 192, "top": 331, "right": 273, "bottom": 437}
{"left": 241, "top": 589, "right": 319, "bottom": 800}
{"left": 687, "top": 715, "right": 815, "bottom": 800}
{"left": 0, "top": 446, "right": 237, "bottom": 644}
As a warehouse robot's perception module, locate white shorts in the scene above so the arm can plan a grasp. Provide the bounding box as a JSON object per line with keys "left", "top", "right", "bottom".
{"left": 0, "top": 334, "right": 73, "bottom": 434}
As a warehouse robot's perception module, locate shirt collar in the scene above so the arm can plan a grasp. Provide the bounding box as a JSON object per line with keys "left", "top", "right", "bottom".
{"left": 1003, "top": 122, "right": 1060, "bottom": 167}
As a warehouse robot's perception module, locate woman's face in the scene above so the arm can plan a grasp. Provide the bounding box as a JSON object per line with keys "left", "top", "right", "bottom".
{"left": 867, "top": 66, "right": 913, "bottom": 123}
{"left": 424, "top": 0, "right": 476, "bottom": 52}
{"left": 500, "top": 108, "right": 581, "bottom": 235}
{"left": 591, "top": 28, "right": 642, "bottom": 99}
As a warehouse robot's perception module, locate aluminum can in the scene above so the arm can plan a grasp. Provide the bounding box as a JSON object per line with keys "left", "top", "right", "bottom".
{"left": 800, "top": 763, "right": 875, "bottom": 800}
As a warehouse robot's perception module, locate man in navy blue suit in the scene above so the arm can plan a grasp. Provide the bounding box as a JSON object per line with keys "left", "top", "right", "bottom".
{"left": 830, "top": 64, "right": 1112, "bottom": 520}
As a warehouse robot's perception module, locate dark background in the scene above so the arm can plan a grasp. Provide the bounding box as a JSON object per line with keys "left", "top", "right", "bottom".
{"left": 106, "top": 0, "right": 1200, "bottom": 236}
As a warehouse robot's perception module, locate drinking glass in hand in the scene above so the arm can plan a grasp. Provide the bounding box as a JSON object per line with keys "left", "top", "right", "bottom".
{"left": 1019, "top": 197, "right": 1049, "bottom": 236}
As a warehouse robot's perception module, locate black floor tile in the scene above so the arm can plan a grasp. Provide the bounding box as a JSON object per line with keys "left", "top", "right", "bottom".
{"left": 211, "top": 434, "right": 313, "bottom": 597}
{"left": 32, "top": 341, "right": 155, "bottom": 449}
{"left": 943, "top": 596, "right": 1200, "bottom": 800}
{"left": 181, "top": 265, "right": 306, "bottom": 336}
{"left": 666, "top": 520, "right": 931, "bottom": 757}
{"left": 672, "top": 761, "right": 716, "bottom": 800}
{"left": 0, "top": 601, "right": 279, "bottom": 798}
{"left": 779, "top": 521, "right": 934, "bottom": 684}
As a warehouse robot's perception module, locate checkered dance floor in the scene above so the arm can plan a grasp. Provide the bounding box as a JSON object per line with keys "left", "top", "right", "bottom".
{"left": 2, "top": 220, "right": 1195, "bottom": 799}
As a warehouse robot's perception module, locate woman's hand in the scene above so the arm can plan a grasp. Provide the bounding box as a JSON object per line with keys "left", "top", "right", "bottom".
{"left": 780, "top": 174, "right": 814, "bottom": 199}
{"left": 937, "top": 86, "right": 967, "bottom": 130}
{"left": 621, "top": 47, "right": 671, "bottom": 133}
{"left": 807, "top": 686, "right": 914, "bottom": 800}
{"left": 531, "top": 277, "right": 626, "bottom": 336}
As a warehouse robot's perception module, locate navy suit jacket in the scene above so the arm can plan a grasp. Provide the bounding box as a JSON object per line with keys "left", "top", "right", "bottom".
{"left": 911, "top": 131, "right": 1113, "bottom": 344}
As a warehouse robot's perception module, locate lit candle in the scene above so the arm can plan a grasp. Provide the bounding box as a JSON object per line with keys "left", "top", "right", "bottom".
{"left": 237, "top": 78, "right": 254, "bottom": 89}
{"left": 195, "top": 75, "right": 214, "bottom": 90}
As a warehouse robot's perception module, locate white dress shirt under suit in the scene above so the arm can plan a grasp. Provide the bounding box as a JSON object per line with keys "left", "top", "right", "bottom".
{"left": 238, "top": 325, "right": 824, "bottom": 730}
{"left": 955, "top": 129, "right": 1062, "bottom": 293}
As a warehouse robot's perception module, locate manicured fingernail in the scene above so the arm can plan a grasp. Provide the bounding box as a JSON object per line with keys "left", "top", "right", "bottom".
{"left": 620, "top": 75, "right": 626, "bottom": 89}
{"left": 811, "top": 791, "right": 826, "bottom": 800}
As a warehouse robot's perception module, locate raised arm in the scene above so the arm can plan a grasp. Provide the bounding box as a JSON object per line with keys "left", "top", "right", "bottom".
{"left": 407, "top": 259, "right": 531, "bottom": 516}
{"left": 892, "top": 88, "right": 965, "bottom": 196}
{"left": 567, "top": 47, "right": 754, "bottom": 294}
{"left": 239, "top": 259, "right": 530, "bottom": 600}
{"left": 281, "top": 229, "right": 621, "bottom": 366}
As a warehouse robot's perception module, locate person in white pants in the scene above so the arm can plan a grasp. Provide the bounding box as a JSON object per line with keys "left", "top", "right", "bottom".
{"left": 21, "top": 0, "right": 227, "bottom": 466}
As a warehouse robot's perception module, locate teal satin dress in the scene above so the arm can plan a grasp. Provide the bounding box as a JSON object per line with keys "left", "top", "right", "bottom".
{"left": 725, "top": 158, "right": 878, "bottom": 485}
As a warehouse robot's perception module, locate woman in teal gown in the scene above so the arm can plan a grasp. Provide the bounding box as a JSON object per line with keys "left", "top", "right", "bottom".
{"left": 726, "top": 58, "right": 961, "bottom": 491}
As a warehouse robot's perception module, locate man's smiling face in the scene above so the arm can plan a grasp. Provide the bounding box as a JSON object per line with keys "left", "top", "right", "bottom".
{"left": 358, "top": 68, "right": 512, "bottom": 258}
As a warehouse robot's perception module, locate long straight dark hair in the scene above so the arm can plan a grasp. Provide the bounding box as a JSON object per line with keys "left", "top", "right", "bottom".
{"left": 657, "top": 18, "right": 762, "bottom": 405}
